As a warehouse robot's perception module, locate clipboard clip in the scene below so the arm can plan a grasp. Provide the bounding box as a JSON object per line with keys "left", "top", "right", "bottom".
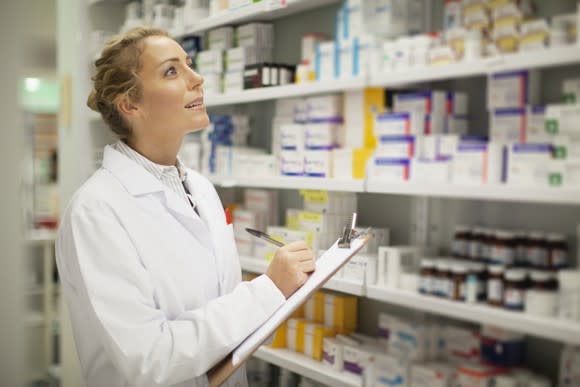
{"left": 338, "top": 212, "right": 359, "bottom": 248}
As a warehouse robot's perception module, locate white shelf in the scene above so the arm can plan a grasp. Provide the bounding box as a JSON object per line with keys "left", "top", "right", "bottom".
{"left": 365, "top": 181, "right": 580, "bottom": 205}
{"left": 254, "top": 347, "right": 362, "bottom": 387}
{"left": 366, "top": 285, "right": 580, "bottom": 345}
{"left": 205, "top": 78, "right": 366, "bottom": 107}
{"left": 175, "top": 0, "right": 340, "bottom": 38}
{"left": 239, "top": 256, "right": 365, "bottom": 296}
{"left": 370, "top": 46, "right": 580, "bottom": 87}
{"left": 24, "top": 312, "right": 45, "bottom": 327}
{"left": 209, "top": 175, "right": 365, "bottom": 192}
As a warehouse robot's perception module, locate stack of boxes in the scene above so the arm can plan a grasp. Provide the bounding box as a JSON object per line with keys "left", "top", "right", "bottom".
{"left": 368, "top": 90, "right": 469, "bottom": 183}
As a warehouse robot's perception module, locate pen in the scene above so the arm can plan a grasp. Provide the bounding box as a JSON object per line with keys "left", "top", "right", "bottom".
{"left": 245, "top": 228, "right": 285, "bottom": 248}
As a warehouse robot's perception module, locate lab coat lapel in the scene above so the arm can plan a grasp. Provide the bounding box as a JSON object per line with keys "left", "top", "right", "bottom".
{"left": 102, "top": 145, "right": 215, "bottom": 253}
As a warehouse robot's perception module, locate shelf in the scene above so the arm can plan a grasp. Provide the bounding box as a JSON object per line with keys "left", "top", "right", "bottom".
{"left": 205, "top": 78, "right": 366, "bottom": 107}
{"left": 370, "top": 46, "right": 580, "bottom": 87}
{"left": 27, "top": 229, "right": 57, "bottom": 243}
{"left": 254, "top": 347, "right": 362, "bottom": 387}
{"left": 175, "top": 0, "right": 340, "bottom": 38}
{"left": 24, "top": 312, "right": 45, "bottom": 327}
{"left": 239, "top": 256, "right": 365, "bottom": 296}
{"left": 26, "top": 287, "right": 44, "bottom": 296}
{"left": 365, "top": 181, "right": 580, "bottom": 205}
{"left": 47, "top": 364, "right": 61, "bottom": 380}
{"left": 209, "top": 175, "right": 365, "bottom": 192}
{"left": 366, "top": 285, "right": 580, "bottom": 345}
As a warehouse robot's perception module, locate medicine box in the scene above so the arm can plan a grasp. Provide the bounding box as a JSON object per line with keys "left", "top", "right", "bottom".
{"left": 377, "top": 313, "right": 396, "bottom": 345}
{"left": 222, "top": 71, "right": 243, "bottom": 94}
{"left": 488, "top": 70, "right": 540, "bottom": 109}
{"left": 305, "top": 150, "right": 333, "bottom": 177}
{"left": 444, "top": 325, "right": 481, "bottom": 364}
{"left": 305, "top": 121, "right": 340, "bottom": 149}
{"left": 208, "top": 27, "right": 234, "bottom": 50}
{"left": 342, "top": 343, "right": 380, "bottom": 376}
{"left": 507, "top": 143, "right": 555, "bottom": 187}
{"left": 563, "top": 78, "right": 580, "bottom": 103}
{"left": 244, "top": 189, "right": 278, "bottom": 225}
{"left": 305, "top": 292, "right": 325, "bottom": 323}
{"left": 545, "top": 104, "right": 580, "bottom": 139}
{"left": 375, "top": 135, "right": 416, "bottom": 159}
{"left": 232, "top": 154, "right": 277, "bottom": 177}
{"left": 445, "top": 115, "right": 468, "bottom": 134}
{"left": 412, "top": 157, "right": 452, "bottom": 183}
{"left": 280, "top": 150, "right": 304, "bottom": 176}
{"left": 526, "top": 105, "right": 547, "bottom": 143}
{"left": 196, "top": 50, "right": 224, "bottom": 75}
{"left": 301, "top": 191, "right": 357, "bottom": 215}
{"left": 411, "top": 363, "right": 454, "bottom": 387}
{"left": 323, "top": 338, "right": 344, "bottom": 370}
{"left": 355, "top": 226, "right": 389, "bottom": 255}
{"left": 286, "top": 318, "right": 306, "bottom": 353}
{"left": 253, "top": 226, "right": 308, "bottom": 261}
{"left": 315, "top": 41, "right": 338, "bottom": 81}
{"left": 375, "top": 112, "right": 430, "bottom": 137}
{"left": 490, "top": 107, "right": 527, "bottom": 143}
{"left": 280, "top": 123, "right": 305, "bottom": 151}
{"left": 306, "top": 94, "right": 343, "bottom": 121}
{"left": 303, "top": 322, "right": 335, "bottom": 361}
{"left": 236, "top": 23, "right": 273, "bottom": 48}
{"left": 269, "top": 321, "right": 287, "bottom": 349}
{"left": 343, "top": 88, "right": 385, "bottom": 148}
{"left": 324, "top": 293, "right": 357, "bottom": 334}
{"left": 232, "top": 209, "right": 265, "bottom": 256}
{"left": 388, "top": 318, "right": 430, "bottom": 361}
{"left": 225, "top": 46, "right": 273, "bottom": 72}
{"left": 369, "top": 158, "right": 412, "bottom": 182}
{"left": 372, "top": 354, "right": 411, "bottom": 387}
{"left": 452, "top": 141, "right": 507, "bottom": 185}
{"left": 342, "top": 253, "right": 378, "bottom": 285}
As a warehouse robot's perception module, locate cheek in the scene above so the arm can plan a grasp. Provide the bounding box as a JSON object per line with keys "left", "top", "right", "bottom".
{"left": 141, "top": 84, "right": 184, "bottom": 117}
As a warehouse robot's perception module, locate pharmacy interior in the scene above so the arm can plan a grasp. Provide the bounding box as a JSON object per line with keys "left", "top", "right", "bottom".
{"left": 49, "top": 0, "right": 580, "bottom": 386}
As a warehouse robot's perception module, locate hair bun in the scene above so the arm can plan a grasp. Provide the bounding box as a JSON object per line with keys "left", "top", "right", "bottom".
{"left": 87, "top": 89, "right": 99, "bottom": 111}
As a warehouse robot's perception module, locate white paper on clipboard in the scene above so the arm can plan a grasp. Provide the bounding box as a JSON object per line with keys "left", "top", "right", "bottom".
{"left": 232, "top": 236, "right": 368, "bottom": 365}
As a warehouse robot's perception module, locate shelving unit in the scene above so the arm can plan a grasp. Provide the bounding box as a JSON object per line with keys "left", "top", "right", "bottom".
{"left": 253, "top": 347, "right": 362, "bottom": 387}
{"left": 175, "top": 0, "right": 341, "bottom": 38}
{"left": 366, "top": 285, "right": 580, "bottom": 345}
{"left": 209, "top": 175, "right": 365, "bottom": 192}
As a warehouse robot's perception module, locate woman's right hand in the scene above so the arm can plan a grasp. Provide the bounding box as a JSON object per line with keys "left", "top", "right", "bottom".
{"left": 265, "top": 240, "right": 315, "bottom": 299}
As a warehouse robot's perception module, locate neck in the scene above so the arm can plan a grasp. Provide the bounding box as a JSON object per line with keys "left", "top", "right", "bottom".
{"left": 126, "top": 135, "right": 183, "bottom": 166}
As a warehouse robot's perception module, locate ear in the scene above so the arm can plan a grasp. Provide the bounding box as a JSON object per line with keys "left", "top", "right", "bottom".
{"left": 116, "top": 93, "right": 140, "bottom": 120}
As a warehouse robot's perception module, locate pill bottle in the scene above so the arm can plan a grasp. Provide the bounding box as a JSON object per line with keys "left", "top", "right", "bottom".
{"left": 546, "top": 233, "right": 568, "bottom": 269}
{"left": 452, "top": 225, "right": 471, "bottom": 258}
{"left": 468, "top": 227, "right": 484, "bottom": 261}
{"left": 527, "top": 231, "right": 548, "bottom": 268}
{"left": 487, "top": 265, "right": 505, "bottom": 307}
{"left": 436, "top": 260, "right": 451, "bottom": 298}
{"left": 451, "top": 262, "right": 468, "bottom": 301}
{"left": 480, "top": 228, "right": 494, "bottom": 263}
{"left": 419, "top": 258, "right": 435, "bottom": 295}
{"left": 470, "top": 262, "right": 487, "bottom": 301}
{"left": 504, "top": 269, "right": 528, "bottom": 311}
{"left": 514, "top": 231, "right": 528, "bottom": 266}
{"left": 490, "top": 230, "right": 516, "bottom": 266}
{"left": 530, "top": 270, "right": 557, "bottom": 291}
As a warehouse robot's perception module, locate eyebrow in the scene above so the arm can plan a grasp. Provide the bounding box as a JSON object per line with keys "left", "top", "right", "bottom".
{"left": 157, "top": 56, "right": 193, "bottom": 68}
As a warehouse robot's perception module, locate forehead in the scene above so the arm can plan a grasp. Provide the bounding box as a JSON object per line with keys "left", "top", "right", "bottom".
{"left": 140, "top": 36, "right": 187, "bottom": 68}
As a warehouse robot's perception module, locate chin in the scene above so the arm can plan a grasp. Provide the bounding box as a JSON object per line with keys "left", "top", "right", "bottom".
{"left": 187, "top": 113, "right": 210, "bottom": 133}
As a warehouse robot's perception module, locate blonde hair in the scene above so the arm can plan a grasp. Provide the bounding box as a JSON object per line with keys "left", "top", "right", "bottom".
{"left": 87, "top": 27, "right": 169, "bottom": 139}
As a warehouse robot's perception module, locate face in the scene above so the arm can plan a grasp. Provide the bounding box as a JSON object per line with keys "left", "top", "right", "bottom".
{"left": 130, "top": 35, "right": 208, "bottom": 142}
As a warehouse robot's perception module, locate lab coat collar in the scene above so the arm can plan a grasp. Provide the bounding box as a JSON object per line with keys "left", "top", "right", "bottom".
{"left": 102, "top": 145, "right": 167, "bottom": 196}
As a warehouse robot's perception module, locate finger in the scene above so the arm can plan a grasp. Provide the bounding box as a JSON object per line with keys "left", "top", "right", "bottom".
{"left": 293, "top": 249, "right": 315, "bottom": 262}
{"left": 284, "top": 240, "right": 309, "bottom": 252}
{"left": 300, "top": 260, "right": 316, "bottom": 273}
{"left": 296, "top": 271, "right": 308, "bottom": 286}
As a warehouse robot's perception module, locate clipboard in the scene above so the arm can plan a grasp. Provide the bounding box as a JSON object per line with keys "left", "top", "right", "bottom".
{"left": 208, "top": 214, "right": 371, "bottom": 387}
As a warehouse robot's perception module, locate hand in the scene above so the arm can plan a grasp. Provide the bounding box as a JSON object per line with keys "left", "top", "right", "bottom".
{"left": 266, "top": 240, "right": 315, "bottom": 299}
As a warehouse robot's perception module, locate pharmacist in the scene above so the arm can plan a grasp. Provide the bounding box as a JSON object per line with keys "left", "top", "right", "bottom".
{"left": 56, "top": 27, "right": 315, "bottom": 387}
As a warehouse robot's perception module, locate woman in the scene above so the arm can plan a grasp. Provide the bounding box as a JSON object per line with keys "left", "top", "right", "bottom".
{"left": 56, "top": 27, "right": 315, "bottom": 387}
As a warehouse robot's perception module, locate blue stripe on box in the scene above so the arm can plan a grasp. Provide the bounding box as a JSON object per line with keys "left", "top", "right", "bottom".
{"left": 379, "top": 135, "right": 415, "bottom": 143}
{"left": 531, "top": 105, "right": 546, "bottom": 114}
{"left": 282, "top": 172, "right": 304, "bottom": 176}
{"left": 501, "top": 145, "right": 508, "bottom": 183}
{"left": 315, "top": 43, "right": 321, "bottom": 81}
{"left": 457, "top": 143, "right": 488, "bottom": 152}
{"left": 491, "top": 70, "right": 528, "bottom": 79}
{"left": 353, "top": 36, "right": 360, "bottom": 76}
{"left": 494, "top": 108, "right": 526, "bottom": 116}
{"left": 396, "top": 91, "right": 433, "bottom": 100}
{"left": 374, "top": 158, "right": 411, "bottom": 166}
{"left": 376, "top": 112, "right": 411, "bottom": 121}
{"left": 306, "top": 172, "right": 327, "bottom": 177}
{"left": 306, "top": 145, "right": 335, "bottom": 150}
{"left": 281, "top": 146, "right": 298, "bottom": 151}
{"left": 512, "top": 143, "right": 553, "bottom": 153}
{"left": 308, "top": 116, "right": 343, "bottom": 124}
{"left": 334, "top": 41, "right": 340, "bottom": 79}
{"left": 459, "top": 135, "right": 488, "bottom": 142}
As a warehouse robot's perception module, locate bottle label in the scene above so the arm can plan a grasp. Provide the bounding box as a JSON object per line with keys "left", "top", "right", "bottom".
{"left": 419, "top": 275, "right": 432, "bottom": 294}
{"left": 528, "top": 247, "right": 548, "bottom": 267}
{"left": 487, "top": 279, "right": 503, "bottom": 302}
{"left": 469, "top": 241, "right": 481, "bottom": 259}
{"left": 459, "top": 282, "right": 466, "bottom": 299}
{"left": 490, "top": 245, "right": 515, "bottom": 265}
{"left": 452, "top": 240, "right": 467, "bottom": 257}
{"left": 504, "top": 288, "right": 525, "bottom": 309}
{"left": 551, "top": 249, "right": 568, "bottom": 268}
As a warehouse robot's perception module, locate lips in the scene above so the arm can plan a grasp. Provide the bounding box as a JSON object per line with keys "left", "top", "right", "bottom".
{"left": 185, "top": 96, "right": 204, "bottom": 109}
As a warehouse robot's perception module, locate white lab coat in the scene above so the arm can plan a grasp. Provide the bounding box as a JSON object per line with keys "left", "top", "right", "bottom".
{"left": 56, "top": 145, "right": 285, "bottom": 387}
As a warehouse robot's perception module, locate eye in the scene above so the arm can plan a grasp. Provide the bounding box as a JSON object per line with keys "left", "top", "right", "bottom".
{"left": 187, "top": 61, "right": 195, "bottom": 70}
{"left": 164, "top": 66, "right": 177, "bottom": 76}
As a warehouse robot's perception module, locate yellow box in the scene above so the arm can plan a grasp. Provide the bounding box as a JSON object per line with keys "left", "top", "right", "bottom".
{"left": 323, "top": 293, "right": 358, "bottom": 334}
{"left": 353, "top": 148, "right": 373, "bottom": 180}
{"left": 305, "top": 292, "right": 325, "bottom": 323}
{"left": 270, "top": 321, "right": 287, "bottom": 349}
{"left": 285, "top": 208, "right": 301, "bottom": 230}
{"left": 304, "top": 322, "right": 336, "bottom": 361}
{"left": 287, "top": 318, "right": 306, "bottom": 353}
{"left": 291, "top": 302, "right": 305, "bottom": 319}
{"left": 361, "top": 88, "right": 386, "bottom": 149}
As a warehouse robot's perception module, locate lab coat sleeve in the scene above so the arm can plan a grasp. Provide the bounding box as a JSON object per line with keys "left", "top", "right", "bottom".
{"left": 59, "top": 199, "right": 285, "bottom": 387}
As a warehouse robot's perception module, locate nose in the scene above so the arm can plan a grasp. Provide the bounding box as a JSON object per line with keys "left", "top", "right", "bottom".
{"left": 187, "top": 67, "right": 204, "bottom": 90}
